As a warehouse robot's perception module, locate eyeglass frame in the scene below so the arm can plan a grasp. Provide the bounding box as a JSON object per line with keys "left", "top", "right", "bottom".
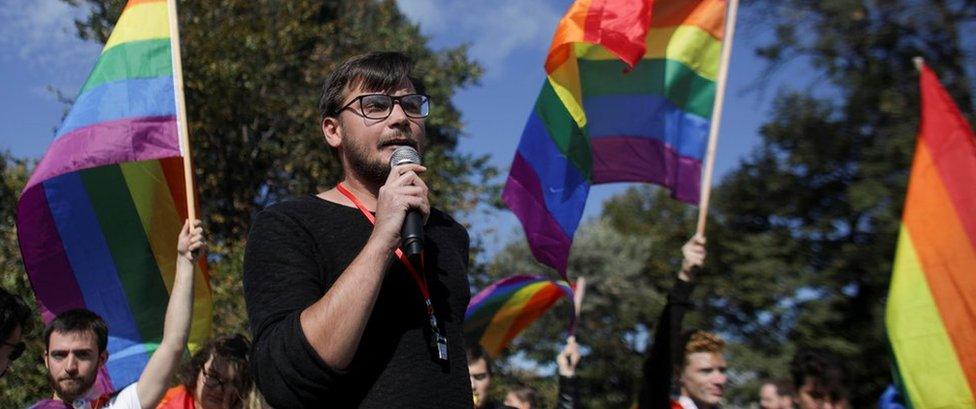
{"left": 333, "top": 93, "right": 431, "bottom": 120}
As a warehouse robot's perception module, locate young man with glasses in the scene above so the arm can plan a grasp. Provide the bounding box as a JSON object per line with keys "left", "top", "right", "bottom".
{"left": 0, "top": 287, "right": 30, "bottom": 379}
{"left": 243, "top": 51, "right": 472, "bottom": 408}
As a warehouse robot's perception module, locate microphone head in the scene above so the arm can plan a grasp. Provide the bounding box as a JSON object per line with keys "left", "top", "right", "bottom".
{"left": 390, "top": 146, "right": 422, "bottom": 168}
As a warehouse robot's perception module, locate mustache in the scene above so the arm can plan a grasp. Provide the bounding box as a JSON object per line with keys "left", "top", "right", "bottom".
{"left": 378, "top": 134, "right": 418, "bottom": 150}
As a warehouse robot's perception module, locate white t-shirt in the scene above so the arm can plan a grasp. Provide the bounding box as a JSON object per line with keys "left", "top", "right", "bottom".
{"left": 69, "top": 383, "right": 140, "bottom": 409}
{"left": 99, "top": 382, "right": 140, "bottom": 409}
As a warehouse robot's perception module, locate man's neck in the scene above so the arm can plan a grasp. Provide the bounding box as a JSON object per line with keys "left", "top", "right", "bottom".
{"left": 339, "top": 177, "right": 380, "bottom": 209}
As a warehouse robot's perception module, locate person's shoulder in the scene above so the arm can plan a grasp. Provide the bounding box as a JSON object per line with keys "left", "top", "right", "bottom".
{"left": 429, "top": 207, "right": 465, "bottom": 230}
{"left": 100, "top": 382, "right": 140, "bottom": 409}
{"left": 261, "top": 195, "right": 331, "bottom": 215}
{"left": 254, "top": 195, "right": 345, "bottom": 226}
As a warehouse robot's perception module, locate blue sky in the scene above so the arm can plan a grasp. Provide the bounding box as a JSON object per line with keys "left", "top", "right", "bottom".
{"left": 0, "top": 0, "right": 795, "bottom": 256}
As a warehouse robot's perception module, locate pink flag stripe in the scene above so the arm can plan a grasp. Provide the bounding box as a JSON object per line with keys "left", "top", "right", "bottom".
{"left": 591, "top": 136, "right": 703, "bottom": 204}
{"left": 26, "top": 116, "right": 180, "bottom": 190}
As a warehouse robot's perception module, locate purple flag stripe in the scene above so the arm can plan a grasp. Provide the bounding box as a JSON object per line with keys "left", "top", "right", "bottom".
{"left": 15, "top": 186, "right": 86, "bottom": 322}
{"left": 502, "top": 153, "right": 575, "bottom": 273}
{"left": 468, "top": 275, "right": 540, "bottom": 308}
{"left": 26, "top": 116, "right": 180, "bottom": 190}
{"left": 591, "top": 136, "right": 702, "bottom": 204}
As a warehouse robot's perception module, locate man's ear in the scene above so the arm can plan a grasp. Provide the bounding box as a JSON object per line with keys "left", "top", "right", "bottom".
{"left": 322, "top": 116, "right": 343, "bottom": 149}
{"left": 98, "top": 350, "right": 108, "bottom": 367}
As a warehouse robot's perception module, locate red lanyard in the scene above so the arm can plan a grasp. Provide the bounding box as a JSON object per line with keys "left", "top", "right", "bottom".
{"left": 335, "top": 182, "right": 448, "bottom": 361}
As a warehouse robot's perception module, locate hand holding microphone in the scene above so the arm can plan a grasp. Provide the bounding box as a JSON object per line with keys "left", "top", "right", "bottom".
{"left": 389, "top": 146, "right": 426, "bottom": 257}
{"left": 372, "top": 146, "right": 428, "bottom": 256}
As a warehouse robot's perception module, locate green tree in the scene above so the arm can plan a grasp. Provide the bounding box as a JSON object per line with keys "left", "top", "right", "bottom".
{"left": 0, "top": 152, "right": 48, "bottom": 406}
{"left": 715, "top": 0, "right": 976, "bottom": 405}
{"left": 65, "top": 0, "right": 495, "bottom": 242}
{"left": 2, "top": 0, "right": 497, "bottom": 405}
{"left": 480, "top": 188, "right": 707, "bottom": 409}
{"left": 475, "top": 1, "right": 976, "bottom": 407}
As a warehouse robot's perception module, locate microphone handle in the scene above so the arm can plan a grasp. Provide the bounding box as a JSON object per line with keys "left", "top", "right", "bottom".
{"left": 402, "top": 210, "right": 424, "bottom": 257}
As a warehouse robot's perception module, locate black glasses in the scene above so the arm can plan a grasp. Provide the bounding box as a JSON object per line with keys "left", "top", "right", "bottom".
{"left": 337, "top": 93, "right": 430, "bottom": 120}
{"left": 3, "top": 341, "right": 24, "bottom": 362}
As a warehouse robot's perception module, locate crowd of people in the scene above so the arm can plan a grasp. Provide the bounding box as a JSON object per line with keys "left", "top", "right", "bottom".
{"left": 1, "top": 52, "right": 855, "bottom": 408}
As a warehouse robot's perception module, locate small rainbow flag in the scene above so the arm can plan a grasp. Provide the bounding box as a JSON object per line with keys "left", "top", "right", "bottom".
{"left": 464, "top": 275, "right": 575, "bottom": 357}
{"left": 16, "top": 0, "right": 211, "bottom": 390}
{"left": 502, "top": 0, "right": 728, "bottom": 273}
{"left": 885, "top": 63, "right": 976, "bottom": 408}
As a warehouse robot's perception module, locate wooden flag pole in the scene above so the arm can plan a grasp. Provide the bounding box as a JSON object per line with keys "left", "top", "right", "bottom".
{"left": 913, "top": 56, "right": 925, "bottom": 73}
{"left": 568, "top": 276, "right": 586, "bottom": 340}
{"left": 573, "top": 276, "right": 587, "bottom": 319}
{"left": 168, "top": 0, "right": 196, "bottom": 222}
{"left": 695, "top": 0, "right": 740, "bottom": 235}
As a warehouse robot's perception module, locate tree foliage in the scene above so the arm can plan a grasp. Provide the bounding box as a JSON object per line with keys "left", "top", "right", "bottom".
{"left": 481, "top": 2, "right": 976, "bottom": 407}
{"left": 2, "top": 0, "right": 495, "bottom": 405}
{"left": 714, "top": 0, "right": 976, "bottom": 405}
{"left": 479, "top": 188, "right": 708, "bottom": 409}
{"left": 0, "top": 152, "right": 49, "bottom": 406}
{"left": 66, "top": 0, "right": 495, "bottom": 242}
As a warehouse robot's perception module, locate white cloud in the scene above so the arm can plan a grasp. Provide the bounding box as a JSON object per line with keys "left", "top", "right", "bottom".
{"left": 0, "top": 0, "right": 101, "bottom": 89}
{"left": 397, "top": 0, "right": 564, "bottom": 78}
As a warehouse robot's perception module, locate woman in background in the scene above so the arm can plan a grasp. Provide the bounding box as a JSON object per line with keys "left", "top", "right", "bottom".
{"left": 157, "top": 334, "right": 253, "bottom": 409}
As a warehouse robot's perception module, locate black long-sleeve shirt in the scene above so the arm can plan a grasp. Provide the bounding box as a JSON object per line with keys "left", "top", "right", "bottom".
{"left": 242, "top": 195, "right": 472, "bottom": 408}
{"left": 638, "top": 279, "right": 695, "bottom": 409}
{"left": 557, "top": 374, "right": 580, "bottom": 409}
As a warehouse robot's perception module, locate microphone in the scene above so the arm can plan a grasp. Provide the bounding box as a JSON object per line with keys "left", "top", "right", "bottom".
{"left": 390, "top": 146, "right": 424, "bottom": 258}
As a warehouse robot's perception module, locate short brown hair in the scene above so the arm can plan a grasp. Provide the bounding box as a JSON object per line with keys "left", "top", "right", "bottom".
{"left": 680, "top": 330, "right": 725, "bottom": 367}
{"left": 319, "top": 51, "right": 424, "bottom": 119}
{"left": 45, "top": 309, "right": 107, "bottom": 353}
{"left": 466, "top": 345, "right": 493, "bottom": 376}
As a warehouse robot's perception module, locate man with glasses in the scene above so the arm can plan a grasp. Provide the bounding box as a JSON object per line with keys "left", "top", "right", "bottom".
{"left": 0, "top": 287, "right": 30, "bottom": 379}
{"left": 243, "top": 51, "right": 472, "bottom": 408}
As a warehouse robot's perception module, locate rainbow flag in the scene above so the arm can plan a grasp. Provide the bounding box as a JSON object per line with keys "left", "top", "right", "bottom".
{"left": 502, "top": 0, "right": 728, "bottom": 273}
{"left": 464, "top": 275, "right": 575, "bottom": 357}
{"left": 885, "top": 63, "right": 976, "bottom": 408}
{"left": 15, "top": 0, "right": 211, "bottom": 391}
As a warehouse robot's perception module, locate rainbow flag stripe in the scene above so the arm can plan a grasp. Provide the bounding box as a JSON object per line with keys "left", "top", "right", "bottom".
{"left": 464, "top": 275, "right": 575, "bottom": 357}
{"left": 16, "top": 0, "right": 211, "bottom": 390}
{"left": 885, "top": 64, "right": 976, "bottom": 408}
{"left": 502, "top": 0, "right": 727, "bottom": 273}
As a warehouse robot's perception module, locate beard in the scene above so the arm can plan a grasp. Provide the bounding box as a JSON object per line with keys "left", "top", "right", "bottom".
{"left": 342, "top": 126, "right": 423, "bottom": 187}
{"left": 49, "top": 368, "right": 98, "bottom": 402}
{"left": 345, "top": 141, "right": 391, "bottom": 187}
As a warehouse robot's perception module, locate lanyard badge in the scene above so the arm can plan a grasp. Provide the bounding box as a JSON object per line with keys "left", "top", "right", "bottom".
{"left": 336, "top": 183, "right": 448, "bottom": 362}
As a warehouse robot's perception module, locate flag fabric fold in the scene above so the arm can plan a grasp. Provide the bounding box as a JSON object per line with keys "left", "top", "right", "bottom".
{"left": 502, "top": 0, "right": 728, "bottom": 274}
{"left": 464, "top": 275, "right": 576, "bottom": 357}
{"left": 16, "top": 0, "right": 211, "bottom": 391}
{"left": 885, "top": 63, "right": 976, "bottom": 408}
